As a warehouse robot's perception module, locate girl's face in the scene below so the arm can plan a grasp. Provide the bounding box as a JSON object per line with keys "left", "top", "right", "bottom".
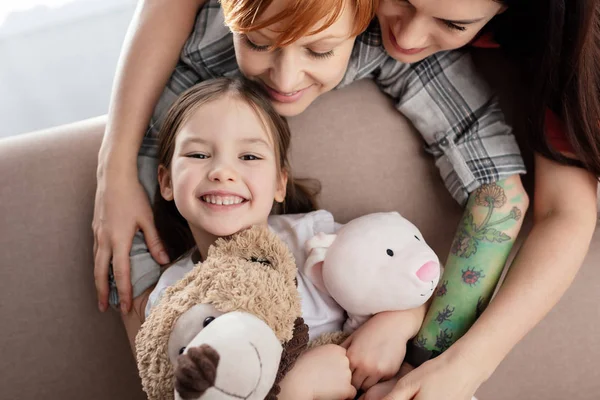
{"left": 377, "top": 0, "right": 505, "bottom": 63}
{"left": 158, "top": 96, "right": 287, "bottom": 242}
{"left": 232, "top": 0, "right": 357, "bottom": 117}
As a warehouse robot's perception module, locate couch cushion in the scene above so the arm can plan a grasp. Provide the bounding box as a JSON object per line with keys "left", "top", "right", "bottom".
{"left": 0, "top": 117, "right": 145, "bottom": 400}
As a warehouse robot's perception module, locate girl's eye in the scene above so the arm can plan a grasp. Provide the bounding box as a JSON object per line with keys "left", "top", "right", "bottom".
{"left": 187, "top": 153, "right": 208, "bottom": 159}
{"left": 308, "top": 49, "right": 335, "bottom": 60}
{"left": 178, "top": 347, "right": 186, "bottom": 355}
{"left": 442, "top": 20, "right": 467, "bottom": 32}
{"left": 414, "top": 235, "right": 421, "bottom": 241}
{"left": 242, "top": 35, "right": 270, "bottom": 52}
{"left": 240, "top": 154, "right": 261, "bottom": 161}
{"left": 203, "top": 317, "right": 216, "bottom": 327}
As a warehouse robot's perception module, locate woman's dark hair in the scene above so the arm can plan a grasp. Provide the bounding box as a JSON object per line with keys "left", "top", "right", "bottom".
{"left": 491, "top": 0, "right": 600, "bottom": 174}
{"left": 154, "top": 77, "right": 320, "bottom": 261}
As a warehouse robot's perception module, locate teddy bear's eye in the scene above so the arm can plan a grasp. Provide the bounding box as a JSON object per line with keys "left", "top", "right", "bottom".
{"left": 386, "top": 249, "right": 394, "bottom": 257}
{"left": 178, "top": 347, "right": 186, "bottom": 355}
{"left": 203, "top": 316, "right": 216, "bottom": 327}
{"left": 250, "top": 256, "right": 271, "bottom": 266}
{"left": 414, "top": 235, "right": 420, "bottom": 241}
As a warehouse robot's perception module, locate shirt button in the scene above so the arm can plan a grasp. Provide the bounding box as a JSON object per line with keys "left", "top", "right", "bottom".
{"left": 440, "top": 138, "right": 449, "bottom": 147}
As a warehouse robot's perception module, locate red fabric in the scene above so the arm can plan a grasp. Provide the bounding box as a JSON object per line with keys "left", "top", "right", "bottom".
{"left": 470, "top": 34, "right": 574, "bottom": 154}
{"left": 545, "top": 109, "right": 574, "bottom": 153}
{"left": 471, "top": 32, "right": 500, "bottom": 49}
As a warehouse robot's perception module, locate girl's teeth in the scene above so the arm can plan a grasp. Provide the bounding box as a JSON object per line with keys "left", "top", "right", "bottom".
{"left": 202, "top": 195, "right": 244, "bottom": 205}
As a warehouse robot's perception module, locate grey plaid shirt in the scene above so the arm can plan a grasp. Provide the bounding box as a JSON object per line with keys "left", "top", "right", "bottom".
{"left": 141, "top": 0, "right": 525, "bottom": 205}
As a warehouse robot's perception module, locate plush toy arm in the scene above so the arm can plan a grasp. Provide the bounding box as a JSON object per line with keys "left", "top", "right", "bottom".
{"left": 303, "top": 233, "right": 337, "bottom": 293}
{"left": 343, "top": 314, "right": 370, "bottom": 334}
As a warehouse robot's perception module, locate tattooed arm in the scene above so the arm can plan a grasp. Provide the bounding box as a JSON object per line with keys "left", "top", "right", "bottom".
{"left": 375, "top": 157, "right": 597, "bottom": 400}
{"left": 414, "top": 174, "right": 528, "bottom": 356}
{"left": 443, "top": 155, "right": 597, "bottom": 378}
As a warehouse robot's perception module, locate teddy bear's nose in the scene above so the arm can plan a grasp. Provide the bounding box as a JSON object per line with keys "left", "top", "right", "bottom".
{"left": 175, "top": 344, "right": 219, "bottom": 399}
{"left": 416, "top": 261, "right": 439, "bottom": 282}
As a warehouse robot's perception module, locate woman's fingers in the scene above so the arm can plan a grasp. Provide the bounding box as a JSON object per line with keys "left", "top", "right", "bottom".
{"left": 138, "top": 213, "right": 169, "bottom": 265}
{"left": 112, "top": 240, "right": 133, "bottom": 314}
{"left": 94, "top": 239, "right": 111, "bottom": 312}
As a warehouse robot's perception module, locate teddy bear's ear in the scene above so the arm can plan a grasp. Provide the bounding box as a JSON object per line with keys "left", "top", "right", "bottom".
{"left": 303, "top": 232, "right": 337, "bottom": 293}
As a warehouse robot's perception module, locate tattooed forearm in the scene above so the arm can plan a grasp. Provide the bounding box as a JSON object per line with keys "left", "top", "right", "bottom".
{"left": 413, "top": 176, "right": 527, "bottom": 358}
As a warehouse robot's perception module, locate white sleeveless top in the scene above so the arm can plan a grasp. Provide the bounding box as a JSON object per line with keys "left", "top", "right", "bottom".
{"left": 146, "top": 210, "right": 345, "bottom": 340}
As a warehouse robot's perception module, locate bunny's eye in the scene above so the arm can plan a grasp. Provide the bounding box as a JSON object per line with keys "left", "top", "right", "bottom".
{"left": 250, "top": 256, "right": 271, "bottom": 266}
{"left": 386, "top": 249, "right": 394, "bottom": 257}
{"left": 414, "top": 235, "right": 420, "bottom": 241}
{"left": 203, "top": 317, "right": 216, "bottom": 327}
{"left": 178, "top": 347, "right": 186, "bottom": 355}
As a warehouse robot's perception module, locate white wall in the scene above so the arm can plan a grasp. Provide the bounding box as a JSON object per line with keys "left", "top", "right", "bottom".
{"left": 0, "top": 0, "right": 136, "bottom": 138}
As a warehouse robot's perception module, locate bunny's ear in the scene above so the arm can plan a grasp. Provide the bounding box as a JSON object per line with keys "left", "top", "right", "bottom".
{"left": 303, "top": 233, "right": 337, "bottom": 293}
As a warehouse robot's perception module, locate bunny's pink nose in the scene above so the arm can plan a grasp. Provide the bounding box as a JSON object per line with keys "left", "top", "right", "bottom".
{"left": 416, "top": 261, "right": 439, "bottom": 282}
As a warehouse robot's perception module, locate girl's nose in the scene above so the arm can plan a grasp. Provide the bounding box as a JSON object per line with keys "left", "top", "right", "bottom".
{"left": 207, "top": 163, "right": 237, "bottom": 182}
{"left": 416, "top": 261, "right": 439, "bottom": 282}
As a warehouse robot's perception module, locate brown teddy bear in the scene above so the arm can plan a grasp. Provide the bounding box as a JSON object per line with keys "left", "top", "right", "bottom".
{"left": 135, "top": 226, "right": 309, "bottom": 400}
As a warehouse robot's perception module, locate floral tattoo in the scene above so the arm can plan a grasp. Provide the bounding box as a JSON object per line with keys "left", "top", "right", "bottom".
{"left": 451, "top": 183, "right": 521, "bottom": 258}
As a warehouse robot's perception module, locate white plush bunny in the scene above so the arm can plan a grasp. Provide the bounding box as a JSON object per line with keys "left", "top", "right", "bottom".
{"left": 304, "top": 212, "right": 441, "bottom": 333}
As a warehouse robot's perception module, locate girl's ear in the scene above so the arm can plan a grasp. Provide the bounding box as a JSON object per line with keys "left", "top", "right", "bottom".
{"left": 158, "top": 165, "right": 174, "bottom": 201}
{"left": 275, "top": 169, "right": 288, "bottom": 203}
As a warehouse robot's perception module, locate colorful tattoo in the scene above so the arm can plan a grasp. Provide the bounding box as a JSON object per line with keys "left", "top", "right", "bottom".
{"left": 415, "top": 335, "right": 428, "bottom": 349}
{"left": 435, "top": 328, "right": 454, "bottom": 352}
{"left": 435, "top": 305, "right": 455, "bottom": 324}
{"left": 461, "top": 267, "right": 486, "bottom": 286}
{"left": 412, "top": 178, "right": 526, "bottom": 359}
{"left": 436, "top": 280, "right": 449, "bottom": 297}
{"left": 451, "top": 183, "right": 522, "bottom": 258}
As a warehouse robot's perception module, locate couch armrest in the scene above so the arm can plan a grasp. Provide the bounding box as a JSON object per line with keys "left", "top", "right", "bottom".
{"left": 0, "top": 116, "right": 145, "bottom": 399}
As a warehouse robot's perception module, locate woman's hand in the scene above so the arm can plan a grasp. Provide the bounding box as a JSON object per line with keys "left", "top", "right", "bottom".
{"left": 342, "top": 311, "right": 418, "bottom": 391}
{"left": 380, "top": 350, "right": 484, "bottom": 400}
{"left": 280, "top": 344, "right": 356, "bottom": 400}
{"left": 93, "top": 166, "right": 168, "bottom": 314}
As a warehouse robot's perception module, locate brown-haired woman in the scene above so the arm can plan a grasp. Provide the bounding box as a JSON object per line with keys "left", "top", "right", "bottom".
{"left": 366, "top": 1, "right": 599, "bottom": 399}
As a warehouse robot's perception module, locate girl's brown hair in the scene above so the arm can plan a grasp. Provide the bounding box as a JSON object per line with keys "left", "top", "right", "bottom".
{"left": 492, "top": 0, "right": 600, "bottom": 175}
{"left": 154, "top": 77, "right": 320, "bottom": 261}
{"left": 221, "top": 0, "right": 378, "bottom": 47}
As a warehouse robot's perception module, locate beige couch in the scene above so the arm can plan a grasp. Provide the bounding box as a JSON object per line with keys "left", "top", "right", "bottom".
{"left": 1, "top": 52, "right": 600, "bottom": 399}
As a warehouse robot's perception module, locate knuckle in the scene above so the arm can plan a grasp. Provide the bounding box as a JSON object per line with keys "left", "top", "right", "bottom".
{"left": 112, "top": 268, "right": 129, "bottom": 281}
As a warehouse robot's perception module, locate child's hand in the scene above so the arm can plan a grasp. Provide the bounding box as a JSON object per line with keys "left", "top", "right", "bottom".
{"left": 342, "top": 310, "right": 421, "bottom": 391}
{"left": 281, "top": 344, "right": 356, "bottom": 400}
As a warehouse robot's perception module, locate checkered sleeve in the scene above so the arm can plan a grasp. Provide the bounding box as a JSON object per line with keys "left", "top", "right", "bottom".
{"left": 139, "top": 0, "right": 239, "bottom": 158}
{"left": 375, "top": 49, "right": 526, "bottom": 205}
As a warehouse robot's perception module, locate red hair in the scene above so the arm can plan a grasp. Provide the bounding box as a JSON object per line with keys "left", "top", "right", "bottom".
{"left": 221, "top": 0, "right": 377, "bottom": 47}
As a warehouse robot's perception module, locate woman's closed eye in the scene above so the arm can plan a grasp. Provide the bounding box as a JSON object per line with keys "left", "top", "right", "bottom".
{"left": 242, "top": 35, "right": 270, "bottom": 52}
{"left": 441, "top": 20, "right": 467, "bottom": 32}
{"left": 307, "top": 49, "right": 335, "bottom": 60}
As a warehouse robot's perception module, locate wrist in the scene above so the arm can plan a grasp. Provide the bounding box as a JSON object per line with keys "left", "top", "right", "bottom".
{"left": 97, "top": 137, "right": 139, "bottom": 179}
{"left": 97, "top": 150, "right": 138, "bottom": 182}
{"left": 278, "top": 363, "right": 312, "bottom": 400}
{"left": 444, "top": 335, "right": 497, "bottom": 384}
